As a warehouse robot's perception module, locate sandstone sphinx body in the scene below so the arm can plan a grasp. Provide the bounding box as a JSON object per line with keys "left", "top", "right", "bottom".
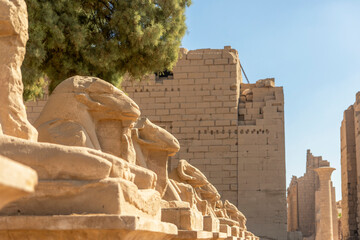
{"left": 0, "top": 77, "right": 163, "bottom": 220}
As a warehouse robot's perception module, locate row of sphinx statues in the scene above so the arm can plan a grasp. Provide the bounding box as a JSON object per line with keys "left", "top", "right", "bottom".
{"left": 0, "top": 0, "right": 257, "bottom": 239}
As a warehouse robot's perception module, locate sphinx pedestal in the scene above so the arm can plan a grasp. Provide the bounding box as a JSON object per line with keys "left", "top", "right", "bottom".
{"left": 0, "top": 156, "right": 37, "bottom": 209}
{"left": 0, "top": 215, "right": 177, "bottom": 240}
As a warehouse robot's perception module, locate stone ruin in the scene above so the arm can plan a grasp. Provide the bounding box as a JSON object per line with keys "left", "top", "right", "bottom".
{"left": 0, "top": 0, "right": 259, "bottom": 239}
{"left": 340, "top": 91, "right": 360, "bottom": 240}
{"left": 287, "top": 150, "right": 338, "bottom": 240}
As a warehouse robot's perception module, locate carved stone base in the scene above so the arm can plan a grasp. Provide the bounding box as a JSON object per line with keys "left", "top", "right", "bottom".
{"left": 162, "top": 207, "right": 203, "bottom": 231}
{"left": 172, "top": 230, "right": 213, "bottom": 240}
{"left": 245, "top": 231, "right": 259, "bottom": 240}
{"left": 0, "top": 215, "right": 177, "bottom": 240}
{"left": 203, "top": 215, "right": 220, "bottom": 232}
{"left": 0, "top": 156, "right": 37, "bottom": 210}
{"left": 0, "top": 178, "right": 161, "bottom": 220}
{"left": 212, "top": 231, "right": 228, "bottom": 239}
{"left": 220, "top": 224, "right": 231, "bottom": 236}
{"left": 230, "top": 226, "right": 246, "bottom": 238}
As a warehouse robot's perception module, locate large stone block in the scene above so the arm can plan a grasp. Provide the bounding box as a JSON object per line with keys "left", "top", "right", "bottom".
{"left": 0, "top": 156, "right": 37, "bottom": 209}
{"left": 0, "top": 178, "right": 161, "bottom": 220}
{"left": 0, "top": 215, "right": 177, "bottom": 240}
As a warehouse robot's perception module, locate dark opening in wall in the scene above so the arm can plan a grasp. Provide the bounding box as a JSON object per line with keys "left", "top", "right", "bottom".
{"left": 155, "top": 70, "right": 174, "bottom": 83}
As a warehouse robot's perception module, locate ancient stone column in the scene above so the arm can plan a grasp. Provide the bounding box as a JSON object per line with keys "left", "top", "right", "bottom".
{"left": 314, "top": 167, "right": 335, "bottom": 240}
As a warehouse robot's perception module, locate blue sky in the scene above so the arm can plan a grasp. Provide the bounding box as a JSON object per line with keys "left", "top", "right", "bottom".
{"left": 181, "top": 0, "right": 360, "bottom": 201}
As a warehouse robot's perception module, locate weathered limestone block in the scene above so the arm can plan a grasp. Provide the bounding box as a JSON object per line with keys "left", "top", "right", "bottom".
{"left": 203, "top": 215, "right": 220, "bottom": 232}
{"left": 0, "top": 155, "right": 37, "bottom": 209}
{"left": 219, "top": 224, "right": 231, "bottom": 236}
{"left": 172, "top": 230, "right": 214, "bottom": 240}
{"left": 255, "top": 78, "right": 275, "bottom": 88}
{"left": 1, "top": 178, "right": 161, "bottom": 220}
{"left": 0, "top": 215, "right": 177, "bottom": 240}
{"left": 0, "top": 0, "right": 37, "bottom": 141}
{"left": 162, "top": 207, "right": 203, "bottom": 231}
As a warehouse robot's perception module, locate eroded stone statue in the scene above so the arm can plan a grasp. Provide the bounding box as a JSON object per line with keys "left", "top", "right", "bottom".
{"left": 0, "top": 1, "right": 160, "bottom": 220}
{"left": 133, "top": 117, "right": 180, "bottom": 196}
{"left": 33, "top": 76, "right": 181, "bottom": 196}
{"left": 0, "top": 0, "right": 37, "bottom": 141}
{"left": 162, "top": 159, "right": 248, "bottom": 233}
{"left": 0, "top": 0, "right": 38, "bottom": 211}
{"left": 34, "top": 76, "right": 140, "bottom": 157}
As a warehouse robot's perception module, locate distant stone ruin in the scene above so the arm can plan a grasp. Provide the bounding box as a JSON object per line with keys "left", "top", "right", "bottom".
{"left": 340, "top": 92, "right": 360, "bottom": 240}
{"left": 287, "top": 150, "right": 338, "bottom": 240}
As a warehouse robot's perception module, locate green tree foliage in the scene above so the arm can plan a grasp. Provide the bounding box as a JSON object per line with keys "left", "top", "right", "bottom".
{"left": 22, "top": 0, "right": 191, "bottom": 100}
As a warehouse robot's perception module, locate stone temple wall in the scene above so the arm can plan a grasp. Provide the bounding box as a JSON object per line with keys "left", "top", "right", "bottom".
{"left": 340, "top": 92, "right": 360, "bottom": 240}
{"left": 287, "top": 176, "right": 299, "bottom": 232}
{"left": 121, "top": 47, "right": 287, "bottom": 240}
{"left": 122, "top": 47, "right": 242, "bottom": 205}
{"left": 237, "top": 79, "right": 286, "bottom": 239}
{"left": 25, "top": 86, "right": 49, "bottom": 124}
{"left": 25, "top": 46, "right": 287, "bottom": 240}
{"left": 287, "top": 150, "right": 338, "bottom": 239}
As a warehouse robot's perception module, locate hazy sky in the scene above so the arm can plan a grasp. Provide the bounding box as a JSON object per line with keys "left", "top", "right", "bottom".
{"left": 181, "top": 0, "right": 360, "bottom": 200}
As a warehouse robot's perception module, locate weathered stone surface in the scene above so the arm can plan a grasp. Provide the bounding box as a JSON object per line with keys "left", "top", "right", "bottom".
{"left": 0, "top": 135, "right": 112, "bottom": 180}
{"left": 162, "top": 207, "right": 203, "bottom": 231}
{"left": 133, "top": 117, "right": 180, "bottom": 196}
{"left": 314, "top": 167, "right": 336, "bottom": 240}
{"left": 287, "top": 150, "right": 338, "bottom": 239}
{"left": 0, "top": 155, "right": 37, "bottom": 209}
{"left": 163, "top": 159, "right": 249, "bottom": 236}
{"left": 0, "top": 215, "right": 177, "bottom": 240}
{"left": 1, "top": 178, "right": 161, "bottom": 219}
{"left": 120, "top": 55, "right": 286, "bottom": 239}
{"left": 173, "top": 230, "right": 213, "bottom": 240}
{"left": 0, "top": 0, "right": 37, "bottom": 141}
{"left": 203, "top": 215, "right": 220, "bottom": 232}
{"left": 35, "top": 76, "right": 141, "bottom": 153}
{"left": 340, "top": 96, "right": 359, "bottom": 240}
